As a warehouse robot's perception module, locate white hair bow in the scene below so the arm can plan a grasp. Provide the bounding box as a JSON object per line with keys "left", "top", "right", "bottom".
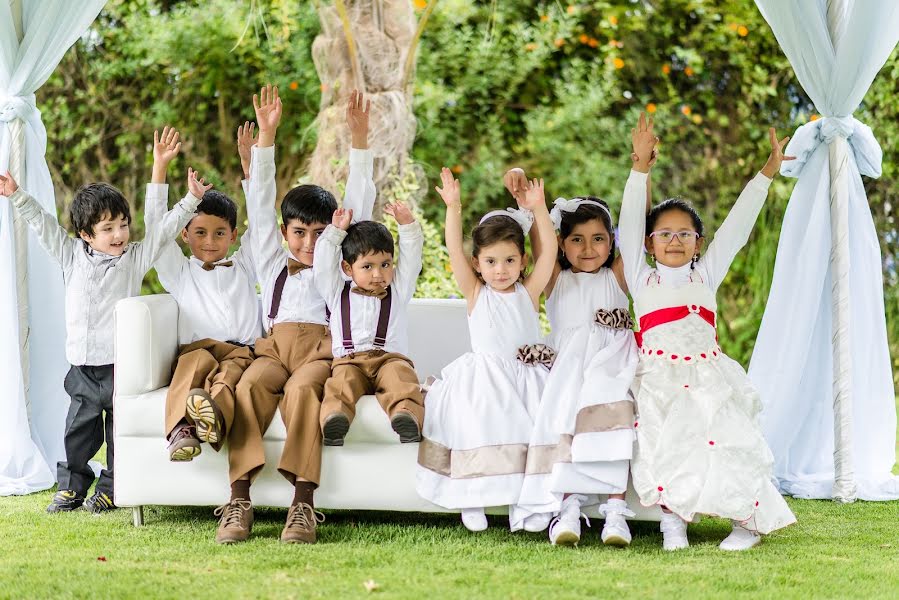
{"left": 549, "top": 197, "right": 612, "bottom": 230}
{"left": 479, "top": 207, "right": 534, "bottom": 234}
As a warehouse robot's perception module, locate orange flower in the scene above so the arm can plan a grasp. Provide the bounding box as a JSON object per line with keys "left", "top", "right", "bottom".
{"left": 579, "top": 34, "right": 589, "bottom": 44}
{"left": 413, "top": 0, "right": 428, "bottom": 9}
{"left": 525, "top": 42, "right": 538, "bottom": 51}
{"left": 451, "top": 165, "right": 464, "bottom": 174}
{"left": 554, "top": 38, "right": 566, "bottom": 48}
{"left": 609, "top": 15, "right": 619, "bottom": 26}
{"left": 540, "top": 14, "right": 549, "bottom": 22}
{"left": 646, "top": 103, "right": 657, "bottom": 114}
{"left": 728, "top": 22, "right": 739, "bottom": 31}
{"left": 613, "top": 57, "right": 625, "bottom": 69}
{"left": 588, "top": 38, "right": 599, "bottom": 48}
{"left": 738, "top": 25, "right": 749, "bottom": 37}
{"left": 609, "top": 39, "right": 618, "bottom": 47}
{"left": 289, "top": 81, "right": 299, "bottom": 90}
{"left": 567, "top": 5, "right": 576, "bottom": 14}
{"left": 810, "top": 114, "right": 820, "bottom": 121}
{"left": 681, "top": 105, "right": 692, "bottom": 116}
{"left": 691, "top": 114, "right": 703, "bottom": 124}
{"left": 684, "top": 66, "right": 694, "bottom": 77}
{"left": 662, "top": 64, "right": 671, "bottom": 75}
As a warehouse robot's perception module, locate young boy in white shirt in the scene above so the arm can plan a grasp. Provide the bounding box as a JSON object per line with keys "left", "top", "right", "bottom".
{"left": 143, "top": 126, "right": 263, "bottom": 462}
{"left": 0, "top": 161, "right": 206, "bottom": 514}
{"left": 314, "top": 201, "right": 425, "bottom": 447}
{"left": 212, "top": 85, "right": 375, "bottom": 545}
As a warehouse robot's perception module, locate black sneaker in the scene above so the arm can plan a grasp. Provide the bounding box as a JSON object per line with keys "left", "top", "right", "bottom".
{"left": 322, "top": 413, "right": 350, "bottom": 446}
{"left": 46, "top": 489, "right": 84, "bottom": 513}
{"left": 84, "top": 490, "right": 117, "bottom": 514}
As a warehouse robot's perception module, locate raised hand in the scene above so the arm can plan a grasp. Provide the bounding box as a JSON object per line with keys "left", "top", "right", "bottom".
{"left": 332, "top": 207, "right": 353, "bottom": 230}
{"left": 0, "top": 171, "right": 19, "bottom": 196}
{"left": 346, "top": 89, "right": 371, "bottom": 150}
{"left": 384, "top": 200, "right": 415, "bottom": 225}
{"left": 519, "top": 178, "right": 546, "bottom": 211}
{"left": 254, "top": 84, "right": 282, "bottom": 147}
{"left": 503, "top": 167, "right": 528, "bottom": 204}
{"left": 631, "top": 112, "right": 659, "bottom": 172}
{"left": 237, "top": 121, "right": 257, "bottom": 179}
{"left": 187, "top": 167, "right": 213, "bottom": 199}
{"left": 760, "top": 127, "right": 795, "bottom": 179}
{"left": 153, "top": 126, "right": 182, "bottom": 165}
{"left": 435, "top": 167, "right": 461, "bottom": 208}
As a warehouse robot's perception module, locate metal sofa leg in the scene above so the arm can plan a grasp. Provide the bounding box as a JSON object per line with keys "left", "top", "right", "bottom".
{"left": 132, "top": 506, "right": 144, "bottom": 527}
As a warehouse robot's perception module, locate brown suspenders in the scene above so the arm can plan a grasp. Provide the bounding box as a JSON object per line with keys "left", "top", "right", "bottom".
{"left": 340, "top": 280, "right": 392, "bottom": 354}
{"left": 267, "top": 264, "right": 330, "bottom": 327}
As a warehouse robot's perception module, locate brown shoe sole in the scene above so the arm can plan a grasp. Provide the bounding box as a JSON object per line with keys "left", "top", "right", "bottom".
{"left": 280, "top": 530, "right": 317, "bottom": 544}
{"left": 322, "top": 413, "right": 350, "bottom": 446}
{"left": 169, "top": 443, "right": 201, "bottom": 462}
{"left": 186, "top": 389, "right": 223, "bottom": 444}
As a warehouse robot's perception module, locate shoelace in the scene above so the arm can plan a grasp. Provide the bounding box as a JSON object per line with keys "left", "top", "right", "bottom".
{"left": 172, "top": 426, "right": 197, "bottom": 443}
{"left": 286, "top": 502, "right": 325, "bottom": 530}
{"left": 91, "top": 492, "right": 114, "bottom": 509}
{"left": 214, "top": 500, "right": 252, "bottom": 528}
{"left": 597, "top": 503, "right": 636, "bottom": 519}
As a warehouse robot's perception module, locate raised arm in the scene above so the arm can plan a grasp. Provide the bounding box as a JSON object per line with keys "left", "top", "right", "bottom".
{"left": 249, "top": 84, "right": 288, "bottom": 273}
{"left": 508, "top": 168, "right": 560, "bottom": 296}
{"left": 146, "top": 126, "right": 186, "bottom": 289}
{"left": 435, "top": 168, "right": 479, "bottom": 303}
{"left": 518, "top": 179, "right": 556, "bottom": 309}
{"left": 1, "top": 172, "right": 74, "bottom": 271}
{"left": 230, "top": 123, "right": 257, "bottom": 276}
{"left": 702, "top": 128, "right": 791, "bottom": 290}
{"left": 344, "top": 90, "right": 376, "bottom": 223}
{"left": 618, "top": 113, "right": 658, "bottom": 292}
{"left": 313, "top": 208, "right": 353, "bottom": 307}
{"left": 384, "top": 201, "right": 423, "bottom": 302}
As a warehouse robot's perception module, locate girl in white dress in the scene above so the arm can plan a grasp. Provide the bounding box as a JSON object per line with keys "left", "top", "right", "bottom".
{"left": 416, "top": 168, "right": 557, "bottom": 532}
{"left": 503, "top": 169, "right": 645, "bottom": 547}
{"left": 620, "top": 115, "right": 797, "bottom": 551}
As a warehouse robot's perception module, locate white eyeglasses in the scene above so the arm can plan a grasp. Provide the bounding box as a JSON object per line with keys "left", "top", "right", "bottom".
{"left": 649, "top": 230, "right": 700, "bottom": 243}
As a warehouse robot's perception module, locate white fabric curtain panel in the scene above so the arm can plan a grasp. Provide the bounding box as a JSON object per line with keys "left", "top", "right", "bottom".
{"left": 751, "top": 0, "right": 899, "bottom": 501}
{"left": 0, "top": 0, "right": 107, "bottom": 495}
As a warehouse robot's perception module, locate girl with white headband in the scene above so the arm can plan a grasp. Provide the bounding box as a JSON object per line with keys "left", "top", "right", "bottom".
{"left": 502, "top": 164, "right": 650, "bottom": 546}
{"left": 416, "top": 168, "right": 557, "bottom": 532}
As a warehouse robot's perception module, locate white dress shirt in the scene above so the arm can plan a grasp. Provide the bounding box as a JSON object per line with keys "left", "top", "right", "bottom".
{"left": 314, "top": 222, "right": 423, "bottom": 358}
{"left": 247, "top": 144, "right": 375, "bottom": 330}
{"left": 143, "top": 182, "right": 262, "bottom": 345}
{"left": 9, "top": 187, "right": 201, "bottom": 365}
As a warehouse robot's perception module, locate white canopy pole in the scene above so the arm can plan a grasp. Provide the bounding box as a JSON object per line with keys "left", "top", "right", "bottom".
{"left": 825, "top": 0, "right": 856, "bottom": 503}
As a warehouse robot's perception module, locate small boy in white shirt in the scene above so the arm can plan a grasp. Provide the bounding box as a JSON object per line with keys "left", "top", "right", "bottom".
{"left": 143, "top": 126, "right": 263, "bottom": 462}
{"left": 0, "top": 161, "right": 205, "bottom": 514}
{"left": 314, "top": 202, "right": 425, "bottom": 447}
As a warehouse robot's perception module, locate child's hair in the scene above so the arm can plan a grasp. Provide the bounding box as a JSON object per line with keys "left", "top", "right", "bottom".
{"left": 71, "top": 183, "right": 131, "bottom": 236}
{"left": 646, "top": 198, "right": 705, "bottom": 237}
{"left": 342, "top": 220, "right": 394, "bottom": 265}
{"left": 192, "top": 190, "right": 237, "bottom": 229}
{"left": 281, "top": 184, "right": 337, "bottom": 226}
{"left": 558, "top": 196, "right": 616, "bottom": 270}
{"left": 471, "top": 214, "right": 527, "bottom": 282}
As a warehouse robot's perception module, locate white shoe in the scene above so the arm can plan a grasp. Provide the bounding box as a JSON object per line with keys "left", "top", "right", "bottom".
{"left": 719, "top": 522, "right": 761, "bottom": 551}
{"left": 660, "top": 512, "right": 689, "bottom": 551}
{"left": 549, "top": 494, "right": 588, "bottom": 546}
{"left": 461, "top": 508, "right": 487, "bottom": 532}
{"left": 522, "top": 512, "right": 552, "bottom": 533}
{"left": 598, "top": 499, "right": 634, "bottom": 547}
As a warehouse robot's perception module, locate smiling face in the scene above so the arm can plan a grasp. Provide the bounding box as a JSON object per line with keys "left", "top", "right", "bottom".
{"left": 79, "top": 211, "right": 130, "bottom": 256}
{"left": 181, "top": 213, "right": 237, "bottom": 264}
{"left": 281, "top": 219, "right": 328, "bottom": 266}
{"left": 342, "top": 250, "right": 395, "bottom": 292}
{"left": 561, "top": 218, "right": 612, "bottom": 273}
{"left": 646, "top": 209, "right": 705, "bottom": 268}
{"left": 473, "top": 240, "right": 526, "bottom": 292}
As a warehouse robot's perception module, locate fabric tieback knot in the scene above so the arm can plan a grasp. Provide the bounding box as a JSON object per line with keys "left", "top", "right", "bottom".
{"left": 351, "top": 286, "right": 389, "bottom": 300}
{"left": 781, "top": 114, "right": 882, "bottom": 179}
{"left": 201, "top": 260, "right": 234, "bottom": 271}
{"left": 0, "top": 93, "right": 37, "bottom": 123}
{"left": 517, "top": 343, "right": 556, "bottom": 369}
{"left": 287, "top": 258, "right": 311, "bottom": 276}
{"left": 594, "top": 308, "right": 634, "bottom": 330}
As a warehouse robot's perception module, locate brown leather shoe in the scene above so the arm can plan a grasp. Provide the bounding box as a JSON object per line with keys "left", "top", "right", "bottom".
{"left": 214, "top": 500, "right": 253, "bottom": 544}
{"left": 280, "top": 502, "right": 325, "bottom": 544}
{"left": 167, "top": 424, "right": 201, "bottom": 461}
{"left": 186, "top": 389, "right": 224, "bottom": 444}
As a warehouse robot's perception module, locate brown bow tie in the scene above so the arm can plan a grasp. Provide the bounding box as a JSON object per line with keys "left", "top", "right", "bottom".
{"left": 201, "top": 260, "right": 234, "bottom": 271}
{"left": 288, "top": 258, "right": 312, "bottom": 276}
{"left": 351, "top": 286, "right": 389, "bottom": 300}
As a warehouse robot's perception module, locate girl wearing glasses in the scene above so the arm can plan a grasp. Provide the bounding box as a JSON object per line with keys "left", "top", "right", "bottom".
{"left": 619, "top": 114, "right": 796, "bottom": 551}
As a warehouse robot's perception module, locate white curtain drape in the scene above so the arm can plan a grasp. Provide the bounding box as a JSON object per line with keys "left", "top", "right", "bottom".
{"left": 750, "top": 0, "right": 899, "bottom": 500}
{"left": 0, "top": 0, "right": 107, "bottom": 495}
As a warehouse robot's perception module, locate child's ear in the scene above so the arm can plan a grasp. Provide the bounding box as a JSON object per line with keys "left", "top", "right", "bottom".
{"left": 341, "top": 260, "right": 353, "bottom": 278}
{"left": 522, "top": 252, "right": 529, "bottom": 266}
{"left": 470, "top": 256, "right": 480, "bottom": 273}
{"left": 181, "top": 228, "right": 189, "bottom": 244}
{"left": 280, "top": 224, "right": 288, "bottom": 240}
{"left": 695, "top": 237, "right": 705, "bottom": 255}
{"left": 644, "top": 236, "right": 653, "bottom": 254}
{"left": 230, "top": 228, "right": 238, "bottom": 244}
{"left": 78, "top": 230, "right": 93, "bottom": 243}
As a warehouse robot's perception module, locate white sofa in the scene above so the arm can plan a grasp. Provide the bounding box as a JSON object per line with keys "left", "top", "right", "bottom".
{"left": 113, "top": 294, "right": 659, "bottom": 526}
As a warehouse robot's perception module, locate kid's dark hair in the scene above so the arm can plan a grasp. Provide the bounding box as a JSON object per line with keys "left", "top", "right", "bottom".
{"left": 471, "top": 214, "right": 527, "bottom": 282}
{"left": 281, "top": 184, "right": 337, "bottom": 226}
{"left": 191, "top": 190, "right": 237, "bottom": 230}
{"left": 646, "top": 198, "right": 705, "bottom": 238}
{"left": 342, "top": 220, "right": 395, "bottom": 265}
{"left": 558, "top": 196, "right": 616, "bottom": 270}
{"left": 71, "top": 183, "right": 131, "bottom": 236}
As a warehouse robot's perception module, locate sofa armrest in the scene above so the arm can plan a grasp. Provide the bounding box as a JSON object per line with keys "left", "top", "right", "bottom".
{"left": 114, "top": 294, "right": 179, "bottom": 396}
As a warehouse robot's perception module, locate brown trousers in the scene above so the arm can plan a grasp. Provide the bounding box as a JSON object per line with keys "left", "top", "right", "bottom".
{"left": 322, "top": 351, "right": 425, "bottom": 428}
{"left": 164, "top": 338, "right": 254, "bottom": 451}
{"left": 228, "top": 323, "right": 332, "bottom": 485}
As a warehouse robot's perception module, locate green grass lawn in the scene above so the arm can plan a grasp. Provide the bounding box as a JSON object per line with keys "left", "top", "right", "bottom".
{"left": 2, "top": 397, "right": 897, "bottom": 599}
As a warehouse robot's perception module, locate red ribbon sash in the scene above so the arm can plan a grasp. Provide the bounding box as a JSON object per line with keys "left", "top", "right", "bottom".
{"left": 634, "top": 305, "right": 716, "bottom": 348}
